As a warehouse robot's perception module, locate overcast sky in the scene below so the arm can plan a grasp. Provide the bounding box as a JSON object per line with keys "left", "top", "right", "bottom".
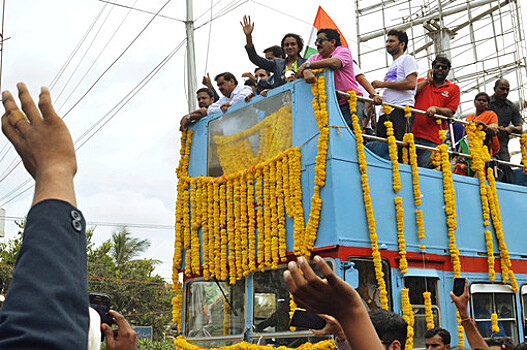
{"left": 0, "top": 0, "right": 525, "bottom": 282}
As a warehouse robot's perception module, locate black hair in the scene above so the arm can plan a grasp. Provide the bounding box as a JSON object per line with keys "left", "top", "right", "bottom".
{"left": 263, "top": 45, "right": 284, "bottom": 59}
{"left": 474, "top": 92, "right": 490, "bottom": 103}
{"left": 317, "top": 28, "right": 342, "bottom": 47}
{"left": 215, "top": 72, "right": 238, "bottom": 85}
{"left": 424, "top": 327, "right": 451, "bottom": 346}
{"left": 254, "top": 67, "right": 270, "bottom": 76}
{"left": 244, "top": 79, "right": 256, "bottom": 87}
{"left": 487, "top": 338, "right": 515, "bottom": 350}
{"left": 387, "top": 29, "right": 409, "bottom": 52}
{"left": 432, "top": 55, "right": 451, "bottom": 69}
{"left": 495, "top": 77, "right": 509, "bottom": 88}
{"left": 369, "top": 309, "right": 407, "bottom": 347}
{"left": 281, "top": 33, "right": 304, "bottom": 56}
{"left": 196, "top": 87, "right": 213, "bottom": 98}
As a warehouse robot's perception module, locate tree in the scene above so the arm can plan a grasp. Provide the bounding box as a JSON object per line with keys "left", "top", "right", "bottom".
{"left": 0, "top": 221, "right": 24, "bottom": 295}
{"left": 87, "top": 226, "right": 173, "bottom": 340}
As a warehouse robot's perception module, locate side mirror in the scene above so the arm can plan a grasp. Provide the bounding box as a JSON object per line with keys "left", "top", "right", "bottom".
{"left": 342, "top": 261, "right": 359, "bottom": 289}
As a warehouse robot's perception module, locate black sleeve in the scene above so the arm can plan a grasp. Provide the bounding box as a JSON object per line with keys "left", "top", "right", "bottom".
{"left": 0, "top": 199, "right": 89, "bottom": 350}
{"left": 211, "top": 87, "right": 220, "bottom": 102}
{"left": 245, "top": 45, "right": 276, "bottom": 72}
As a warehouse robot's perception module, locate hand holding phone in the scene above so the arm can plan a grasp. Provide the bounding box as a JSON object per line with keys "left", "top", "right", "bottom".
{"left": 289, "top": 309, "right": 327, "bottom": 330}
{"left": 453, "top": 278, "right": 466, "bottom": 297}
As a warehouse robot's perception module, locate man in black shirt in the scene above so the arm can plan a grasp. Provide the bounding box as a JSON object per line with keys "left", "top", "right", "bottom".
{"left": 488, "top": 78, "right": 523, "bottom": 183}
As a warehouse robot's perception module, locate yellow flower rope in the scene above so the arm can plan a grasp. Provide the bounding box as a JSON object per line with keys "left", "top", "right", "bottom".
{"left": 247, "top": 170, "right": 257, "bottom": 274}
{"left": 401, "top": 288, "right": 414, "bottom": 350}
{"left": 438, "top": 143, "right": 461, "bottom": 277}
{"left": 423, "top": 291, "right": 434, "bottom": 330}
{"left": 456, "top": 311, "right": 465, "bottom": 349}
{"left": 174, "top": 336, "right": 336, "bottom": 350}
{"left": 171, "top": 281, "right": 183, "bottom": 332}
{"left": 403, "top": 105, "right": 412, "bottom": 119}
{"left": 395, "top": 196, "right": 407, "bottom": 274}
{"left": 520, "top": 134, "right": 527, "bottom": 174}
{"left": 223, "top": 298, "right": 230, "bottom": 335}
{"left": 348, "top": 90, "right": 389, "bottom": 310}
{"left": 491, "top": 312, "right": 500, "bottom": 334}
{"left": 385, "top": 121, "right": 401, "bottom": 193}
{"left": 289, "top": 293, "right": 297, "bottom": 332}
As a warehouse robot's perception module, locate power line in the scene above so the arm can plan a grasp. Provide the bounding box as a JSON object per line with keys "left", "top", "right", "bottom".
{"left": 56, "top": 0, "right": 141, "bottom": 113}
{"left": 97, "top": 0, "right": 184, "bottom": 22}
{"left": 0, "top": 38, "right": 186, "bottom": 207}
{"left": 60, "top": 0, "right": 173, "bottom": 120}
{"left": 49, "top": 3, "right": 108, "bottom": 91}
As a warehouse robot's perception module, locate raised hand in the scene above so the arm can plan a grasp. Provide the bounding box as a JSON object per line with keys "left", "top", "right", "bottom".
{"left": 102, "top": 310, "right": 138, "bottom": 350}
{"left": 2, "top": 83, "right": 77, "bottom": 206}
{"left": 240, "top": 15, "right": 254, "bottom": 37}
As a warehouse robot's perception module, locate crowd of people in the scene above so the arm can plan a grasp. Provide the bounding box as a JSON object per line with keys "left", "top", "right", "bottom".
{"left": 180, "top": 17, "right": 523, "bottom": 184}
{"left": 285, "top": 256, "right": 527, "bottom": 350}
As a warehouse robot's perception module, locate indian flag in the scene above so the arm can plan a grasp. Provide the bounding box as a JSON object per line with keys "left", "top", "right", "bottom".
{"left": 304, "top": 6, "right": 349, "bottom": 59}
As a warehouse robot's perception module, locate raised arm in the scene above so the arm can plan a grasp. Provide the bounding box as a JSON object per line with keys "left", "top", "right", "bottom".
{"left": 241, "top": 15, "right": 276, "bottom": 72}
{"left": 284, "top": 256, "right": 384, "bottom": 350}
{"left": 450, "top": 279, "right": 489, "bottom": 350}
{"left": 0, "top": 83, "right": 88, "bottom": 349}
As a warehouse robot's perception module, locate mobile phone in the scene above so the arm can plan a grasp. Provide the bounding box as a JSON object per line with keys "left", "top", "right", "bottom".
{"left": 453, "top": 278, "right": 466, "bottom": 297}
{"left": 89, "top": 292, "right": 113, "bottom": 327}
{"left": 289, "top": 309, "right": 327, "bottom": 330}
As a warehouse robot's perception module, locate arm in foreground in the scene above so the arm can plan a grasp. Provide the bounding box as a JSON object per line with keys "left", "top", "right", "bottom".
{"left": 102, "top": 310, "right": 138, "bottom": 350}
{"left": 450, "top": 279, "right": 489, "bottom": 350}
{"left": 0, "top": 83, "right": 87, "bottom": 349}
{"left": 284, "top": 256, "right": 384, "bottom": 350}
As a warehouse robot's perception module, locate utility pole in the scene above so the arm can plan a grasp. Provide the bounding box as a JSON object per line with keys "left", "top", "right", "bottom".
{"left": 185, "top": 0, "right": 197, "bottom": 112}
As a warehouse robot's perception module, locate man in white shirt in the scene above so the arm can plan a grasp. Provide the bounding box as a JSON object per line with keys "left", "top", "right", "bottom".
{"left": 207, "top": 72, "right": 253, "bottom": 115}
{"left": 372, "top": 30, "right": 418, "bottom": 143}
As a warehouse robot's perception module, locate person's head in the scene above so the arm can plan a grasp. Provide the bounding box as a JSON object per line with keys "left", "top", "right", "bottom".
{"left": 424, "top": 328, "right": 451, "bottom": 350}
{"left": 196, "top": 88, "right": 214, "bottom": 108}
{"left": 281, "top": 33, "right": 304, "bottom": 59}
{"left": 263, "top": 45, "right": 284, "bottom": 60}
{"left": 215, "top": 72, "right": 238, "bottom": 97}
{"left": 369, "top": 309, "right": 408, "bottom": 350}
{"left": 494, "top": 78, "right": 510, "bottom": 101}
{"left": 474, "top": 92, "right": 490, "bottom": 113}
{"left": 315, "top": 28, "right": 341, "bottom": 58}
{"left": 515, "top": 342, "right": 527, "bottom": 350}
{"left": 487, "top": 337, "right": 515, "bottom": 350}
{"left": 254, "top": 68, "right": 270, "bottom": 81}
{"left": 431, "top": 56, "right": 451, "bottom": 82}
{"left": 386, "top": 30, "right": 409, "bottom": 56}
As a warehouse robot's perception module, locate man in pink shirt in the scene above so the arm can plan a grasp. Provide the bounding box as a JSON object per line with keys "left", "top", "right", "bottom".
{"left": 297, "top": 28, "right": 381, "bottom": 129}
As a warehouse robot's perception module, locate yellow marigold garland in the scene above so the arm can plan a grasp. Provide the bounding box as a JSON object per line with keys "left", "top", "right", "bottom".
{"left": 348, "top": 90, "right": 389, "bottom": 310}
{"left": 401, "top": 288, "right": 414, "bottom": 350}
{"left": 172, "top": 281, "right": 183, "bottom": 332}
{"left": 220, "top": 181, "right": 229, "bottom": 280}
{"left": 491, "top": 312, "right": 500, "bottom": 334}
{"left": 485, "top": 230, "right": 495, "bottom": 282}
{"left": 290, "top": 148, "right": 306, "bottom": 256}
{"left": 395, "top": 196, "right": 407, "bottom": 274}
{"left": 214, "top": 179, "right": 222, "bottom": 279}
{"left": 255, "top": 167, "right": 265, "bottom": 271}
{"left": 207, "top": 180, "right": 215, "bottom": 278}
{"left": 438, "top": 143, "right": 461, "bottom": 277}
{"left": 269, "top": 161, "right": 279, "bottom": 269}
{"left": 423, "top": 291, "right": 434, "bottom": 329}
{"left": 521, "top": 134, "right": 527, "bottom": 174}
{"left": 487, "top": 168, "right": 517, "bottom": 291}
{"left": 227, "top": 177, "right": 237, "bottom": 284}
{"left": 403, "top": 105, "right": 412, "bottom": 119}
{"left": 174, "top": 336, "right": 335, "bottom": 350}
{"left": 456, "top": 311, "right": 465, "bottom": 349}
{"left": 240, "top": 174, "right": 249, "bottom": 276}
{"left": 385, "top": 121, "right": 401, "bottom": 193}
{"left": 263, "top": 165, "right": 272, "bottom": 268}
{"left": 382, "top": 104, "right": 393, "bottom": 115}
{"left": 289, "top": 293, "right": 297, "bottom": 331}
{"left": 276, "top": 159, "right": 287, "bottom": 262}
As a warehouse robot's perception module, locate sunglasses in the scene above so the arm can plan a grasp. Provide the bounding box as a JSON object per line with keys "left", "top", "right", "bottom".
{"left": 315, "top": 38, "right": 330, "bottom": 44}
{"left": 433, "top": 64, "right": 449, "bottom": 70}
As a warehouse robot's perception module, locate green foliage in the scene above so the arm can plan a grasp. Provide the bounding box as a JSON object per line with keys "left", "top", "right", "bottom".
{"left": 88, "top": 226, "right": 173, "bottom": 341}
{"left": 0, "top": 223, "right": 173, "bottom": 340}
{"left": 0, "top": 221, "right": 24, "bottom": 294}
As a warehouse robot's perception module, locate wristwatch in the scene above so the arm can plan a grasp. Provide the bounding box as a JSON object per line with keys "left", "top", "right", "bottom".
{"left": 185, "top": 114, "right": 191, "bottom": 121}
{"left": 306, "top": 62, "right": 311, "bottom": 69}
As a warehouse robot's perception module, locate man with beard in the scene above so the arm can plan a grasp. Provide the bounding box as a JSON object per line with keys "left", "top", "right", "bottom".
{"left": 372, "top": 30, "right": 418, "bottom": 144}
{"left": 411, "top": 56, "right": 460, "bottom": 168}
{"left": 488, "top": 78, "right": 523, "bottom": 183}
{"left": 179, "top": 87, "right": 215, "bottom": 131}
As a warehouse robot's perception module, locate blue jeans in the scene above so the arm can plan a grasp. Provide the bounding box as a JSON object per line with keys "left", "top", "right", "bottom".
{"left": 414, "top": 137, "right": 439, "bottom": 169}
{"left": 340, "top": 100, "right": 366, "bottom": 130}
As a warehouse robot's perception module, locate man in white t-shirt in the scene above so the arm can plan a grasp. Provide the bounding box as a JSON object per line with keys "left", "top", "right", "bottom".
{"left": 372, "top": 30, "right": 418, "bottom": 143}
